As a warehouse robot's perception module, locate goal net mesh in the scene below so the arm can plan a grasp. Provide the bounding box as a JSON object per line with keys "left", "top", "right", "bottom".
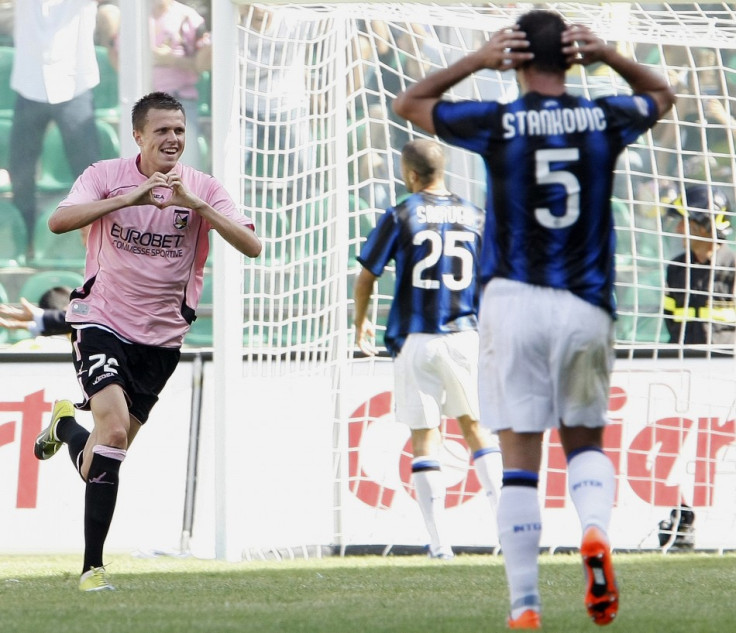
{"left": 226, "top": 2, "right": 736, "bottom": 555}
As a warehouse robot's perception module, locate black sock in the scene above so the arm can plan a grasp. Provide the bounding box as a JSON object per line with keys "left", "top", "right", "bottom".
{"left": 83, "top": 452, "right": 122, "bottom": 573}
{"left": 56, "top": 419, "right": 90, "bottom": 476}
{"left": 54, "top": 416, "right": 78, "bottom": 443}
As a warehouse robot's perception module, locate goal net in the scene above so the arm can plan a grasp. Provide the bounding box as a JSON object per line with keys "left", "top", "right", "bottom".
{"left": 203, "top": 2, "right": 736, "bottom": 559}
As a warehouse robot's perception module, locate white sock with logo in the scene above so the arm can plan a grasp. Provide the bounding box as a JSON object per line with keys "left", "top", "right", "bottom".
{"left": 498, "top": 480, "right": 542, "bottom": 618}
{"left": 567, "top": 448, "right": 615, "bottom": 533}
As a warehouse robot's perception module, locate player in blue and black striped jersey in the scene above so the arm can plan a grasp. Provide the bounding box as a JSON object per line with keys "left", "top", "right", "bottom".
{"left": 356, "top": 146, "right": 484, "bottom": 358}
{"left": 354, "top": 139, "right": 502, "bottom": 561}
{"left": 394, "top": 9, "right": 676, "bottom": 629}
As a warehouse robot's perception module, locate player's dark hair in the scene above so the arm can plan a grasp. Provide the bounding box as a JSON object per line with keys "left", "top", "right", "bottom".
{"left": 516, "top": 9, "right": 568, "bottom": 73}
{"left": 39, "top": 286, "right": 72, "bottom": 311}
{"left": 131, "top": 91, "right": 185, "bottom": 131}
{"left": 401, "top": 139, "right": 445, "bottom": 186}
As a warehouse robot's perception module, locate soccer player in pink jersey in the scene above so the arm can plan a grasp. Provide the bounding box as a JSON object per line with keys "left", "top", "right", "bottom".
{"left": 33, "top": 92, "right": 261, "bottom": 592}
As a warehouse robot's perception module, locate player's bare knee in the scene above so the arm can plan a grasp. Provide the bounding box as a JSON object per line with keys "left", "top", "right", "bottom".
{"left": 97, "top": 425, "right": 129, "bottom": 449}
{"left": 558, "top": 424, "right": 604, "bottom": 456}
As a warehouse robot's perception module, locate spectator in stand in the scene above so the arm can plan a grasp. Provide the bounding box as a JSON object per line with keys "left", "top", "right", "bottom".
{"left": 238, "top": 4, "right": 314, "bottom": 208}
{"left": 106, "top": 0, "right": 212, "bottom": 170}
{"left": 94, "top": 1, "right": 120, "bottom": 48}
{"left": 8, "top": 0, "right": 102, "bottom": 260}
{"left": 664, "top": 184, "right": 736, "bottom": 347}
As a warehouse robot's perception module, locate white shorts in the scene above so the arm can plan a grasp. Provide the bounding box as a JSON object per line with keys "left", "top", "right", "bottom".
{"left": 479, "top": 278, "right": 614, "bottom": 434}
{"left": 393, "top": 330, "right": 480, "bottom": 430}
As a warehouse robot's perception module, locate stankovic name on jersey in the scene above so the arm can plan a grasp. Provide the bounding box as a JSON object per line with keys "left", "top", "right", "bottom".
{"left": 502, "top": 106, "right": 607, "bottom": 139}
{"left": 416, "top": 205, "right": 476, "bottom": 225}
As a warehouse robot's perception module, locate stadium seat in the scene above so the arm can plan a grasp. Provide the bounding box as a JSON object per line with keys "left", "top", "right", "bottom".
{"left": 0, "top": 280, "right": 8, "bottom": 344}
{"left": 183, "top": 273, "right": 213, "bottom": 347}
{"left": 0, "top": 46, "right": 15, "bottom": 119}
{"left": 0, "top": 198, "right": 29, "bottom": 267}
{"left": 0, "top": 116, "right": 12, "bottom": 194}
{"left": 348, "top": 196, "right": 373, "bottom": 263}
{"left": 300, "top": 198, "right": 330, "bottom": 257}
{"left": 197, "top": 70, "right": 211, "bottom": 119}
{"left": 37, "top": 123, "right": 75, "bottom": 193}
{"left": 265, "top": 210, "right": 293, "bottom": 265}
{"left": 31, "top": 200, "right": 87, "bottom": 269}
{"left": 96, "top": 118, "right": 121, "bottom": 160}
{"left": 38, "top": 119, "right": 120, "bottom": 194}
{"left": 18, "top": 269, "right": 84, "bottom": 304}
{"left": 93, "top": 46, "right": 119, "bottom": 122}
{"left": 197, "top": 133, "right": 211, "bottom": 174}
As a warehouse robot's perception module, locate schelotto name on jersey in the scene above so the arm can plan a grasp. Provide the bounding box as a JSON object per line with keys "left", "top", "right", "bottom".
{"left": 416, "top": 205, "right": 476, "bottom": 225}
{"left": 502, "top": 106, "right": 606, "bottom": 138}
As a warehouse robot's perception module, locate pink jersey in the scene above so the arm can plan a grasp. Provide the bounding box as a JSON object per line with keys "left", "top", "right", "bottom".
{"left": 59, "top": 156, "right": 254, "bottom": 348}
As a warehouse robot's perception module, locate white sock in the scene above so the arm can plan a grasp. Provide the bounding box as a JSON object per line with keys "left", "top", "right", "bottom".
{"left": 412, "top": 457, "right": 452, "bottom": 556}
{"left": 472, "top": 447, "right": 503, "bottom": 516}
{"left": 567, "top": 448, "right": 615, "bottom": 534}
{"left": 498, "top": 481, "right": 542, "bottom": 618}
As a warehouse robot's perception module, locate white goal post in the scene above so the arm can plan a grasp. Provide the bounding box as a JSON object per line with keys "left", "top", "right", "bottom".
{"left": 203, "top": 2, "right": 736, "bottom": 560}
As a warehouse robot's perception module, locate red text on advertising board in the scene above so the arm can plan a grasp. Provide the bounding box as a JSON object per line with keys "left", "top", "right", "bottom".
{"left": 348, "top": 388, "right": 736, "bottom": 510}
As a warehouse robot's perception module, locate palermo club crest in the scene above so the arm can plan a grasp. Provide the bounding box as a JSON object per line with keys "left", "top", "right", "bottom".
{"left": 173, "top": 209, "right": 190, "bottom": 230}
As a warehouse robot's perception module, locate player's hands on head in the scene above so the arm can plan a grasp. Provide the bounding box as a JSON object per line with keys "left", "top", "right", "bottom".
{"left": 562, "top": 24, "right": 610, "bottom": 67}
{"left": 475, "top": 25, "right": 533, "bottom": 71}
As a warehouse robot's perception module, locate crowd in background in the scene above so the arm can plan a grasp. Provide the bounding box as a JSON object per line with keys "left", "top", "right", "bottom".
{"left": 0, "top": 2, "right": 734, "bottom": 349}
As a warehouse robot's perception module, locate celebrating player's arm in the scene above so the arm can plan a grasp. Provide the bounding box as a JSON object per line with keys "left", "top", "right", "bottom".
{"left": 393, "top": 25, "right": 533, "bottom": 134}
{"left": 169, "top": 180, "right": 262, "bottom": 258}
{"left": 48, "top": 172, "right": 189, "bottom": 233}
{"left": 353, "top": 268, "right": 378, "bottom": 356}
{"left": 562, "top": 24, "right": 676, "bottom": 118}
{"left": 48, "top": 171, "right": 261, "bottom": 258}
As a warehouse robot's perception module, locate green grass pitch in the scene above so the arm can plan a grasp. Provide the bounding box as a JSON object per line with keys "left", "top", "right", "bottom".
{"left": 1, "top": 552, "right": 733, "bottom": 632}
